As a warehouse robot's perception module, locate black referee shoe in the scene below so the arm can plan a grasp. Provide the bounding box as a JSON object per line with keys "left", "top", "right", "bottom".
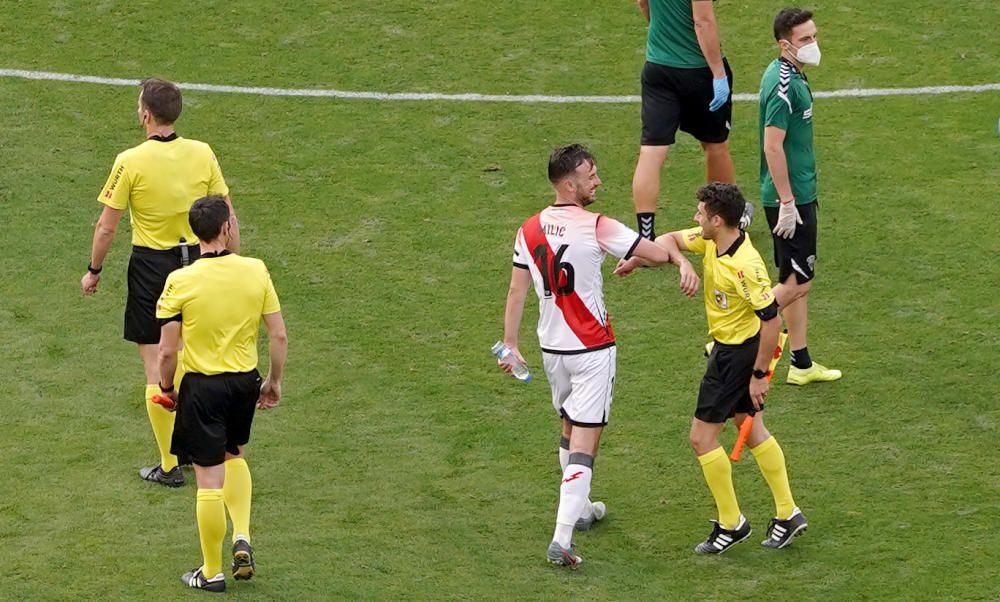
{"left": 761, "top": 508, "right": 808, "bottom": 549}
{"left": 139, "top": 464, "right": 184, "bottom": 487}
{"left": 694, "top": 515, "right": 752, "bottom": 554}
{"left": 181, "top": 567, "right": 226, "bottom": 593}
{"left": 232, "top": 539, "right": 256, "bottom": 580}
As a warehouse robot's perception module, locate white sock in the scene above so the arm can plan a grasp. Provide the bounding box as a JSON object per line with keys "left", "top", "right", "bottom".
{"left": 553, "top": 464, "right": 593, "bottom": 547}
{"left": 559, "top": 445, "right": 594, "bottom": 520}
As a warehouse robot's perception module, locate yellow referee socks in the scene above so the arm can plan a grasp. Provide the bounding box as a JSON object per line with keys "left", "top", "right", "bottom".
{"left": 751, "top": 436, "right": 797, "bottom": 520}
{"left": 144, "top": 384, "right": 178, "bottom": 471}
{"left": 223, "top": 458, "right": 253, "bottom": 542}
{"left": 196, "top": 488, "right": 226, "bottom": 578}
{"left": 698, "top": 447, "right": 741, "bottom": 530}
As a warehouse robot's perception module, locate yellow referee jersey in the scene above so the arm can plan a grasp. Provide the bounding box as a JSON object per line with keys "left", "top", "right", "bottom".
{"left": 98, "top": 136, "right": 229, "bottom": 250}
{"left": 156, "top": 252, "right": 280, "bottom": 375}
{"left": 681, "top": 227, "right": 774, "bottom": 345}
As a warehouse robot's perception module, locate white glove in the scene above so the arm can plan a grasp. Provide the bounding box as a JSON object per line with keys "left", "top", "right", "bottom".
{"left": 772, "top": 200, "right": 803, "bottom": 239}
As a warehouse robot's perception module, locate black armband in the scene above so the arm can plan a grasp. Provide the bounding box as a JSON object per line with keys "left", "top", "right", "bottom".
{"left": 755, "top": 301, "right": 779, "bottom": 321}
{"left": 157, "top": 315, "right": 182, "bottom": 326}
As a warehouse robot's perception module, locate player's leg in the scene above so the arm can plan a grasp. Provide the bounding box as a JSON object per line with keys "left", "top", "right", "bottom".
{"left": 138, "top": 342, "right": 183, "bottom": 483}
{"left": 223, "top": 371, "right": 263, "bottom": 580}
{"left": 736, "top": 413, "right": 808, "bottom": 548}
{"left": 684, "top": 58, "right": 751, "bottom": 228}
{"left": 175, "top": 373, "right": 228, "bottom": 592}
{"left": 549, "top": 424, "right": 602, "bottom": 567}
{"left": 128, "top": 250, "right": 183, "bottom": 483}
{"left": 633, "top": 62, "right": 681, "bottom": 240}
{"left": 691, "top": 342, "right": 753, "bottom": 554}
{"left": 766, "top": 203, "right": 840, "bottom": 384}
{"left": 701, "top": 141, "right": 735, "bottom": 184}
{"left": 190, "top": 463, "right": 227, "bottom": 590}
{"left": 689, "top": 418, "right": 740, "bottom": 529}
{"left": 547, "top": 348, "right": 614, "bottom": 567}
{"left": 633, "top": 145, "right": 670, "bottom": 239}
{"left": 562, "top": 419, "right": 605, "bottom": 531}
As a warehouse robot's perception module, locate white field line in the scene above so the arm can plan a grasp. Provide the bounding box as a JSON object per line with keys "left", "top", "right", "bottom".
{"left": 2, "top": 68, "right": 999, "bottom": 104}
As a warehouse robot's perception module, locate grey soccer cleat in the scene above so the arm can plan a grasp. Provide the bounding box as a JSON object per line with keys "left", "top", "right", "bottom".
{"left": 575, "top": 501, "right": 607, "bottom": 531}
{"left": 694, "top": 515, "right": 752, "bottom": 554}
{"left": 181, "top": 567, "right": 226, "bottom": 593}
{"left": 761, "top": 507, "right": 808, "bottom": 549}
{"left": 139, "top": 464, "right": 184, "bottom": 487}
{"left": 547, "top": 541, "right": 583, "bottom": 568}
{"left": 232, "top": 538, "right": 256, "bottom": 580}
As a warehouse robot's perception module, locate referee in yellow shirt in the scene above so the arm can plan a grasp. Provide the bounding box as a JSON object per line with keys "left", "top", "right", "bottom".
{"left": 80, "top": 78, "right": 241, "bottom": 487}
{"left": 616, "top": 182, "right": 807, "bottom": 554}
{"left": 156, "top": 196, "right": 287, "bottom": 593}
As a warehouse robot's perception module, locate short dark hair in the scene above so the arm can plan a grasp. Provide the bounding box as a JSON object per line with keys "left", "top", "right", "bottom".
{"left": 773, "top": 8, "right": 813, "bottom": 41}
{"left": 697, "top": 182, "right": 746, "bottom": 228}
{"left": 548, "top": 144, "right": 594, "bottom": 184}
{"left": 189, "top": 196, "right": 230, "bottom": 241}
{"left": 140, "top": 78, "right": 183, "bottom": 124}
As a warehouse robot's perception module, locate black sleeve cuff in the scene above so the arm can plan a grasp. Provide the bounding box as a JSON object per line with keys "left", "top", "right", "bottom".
{"left": 513, "top": 262, "right": 529, "bottom": 270}
{"left": 157, "top": 315, "right": 182, "bottom": 326}
{"left": 754, "top": 301, "right": 779, "bottom": 321}
{"left": 623, "top": 235, "right": 642, "bottom": 260}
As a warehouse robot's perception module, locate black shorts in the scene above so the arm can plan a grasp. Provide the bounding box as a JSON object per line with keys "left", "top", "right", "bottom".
{"left": 171, "top": 370, "right": 262, "bottom": 467}
{"left": 640, "top": 59, "right": 733, "bottom": 146}
{"left": 764, "top": 201, "right": 818, "bottom": 285}
{"left": 125, "top": 245, "right": 200, "bottom": 344}
{"left": 695, "top": 334, "right": 759, "bottom": 424}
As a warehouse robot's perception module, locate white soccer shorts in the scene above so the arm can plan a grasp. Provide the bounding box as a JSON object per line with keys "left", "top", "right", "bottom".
{"left": 542, "top": 346, "right": 616, "bottom": 427}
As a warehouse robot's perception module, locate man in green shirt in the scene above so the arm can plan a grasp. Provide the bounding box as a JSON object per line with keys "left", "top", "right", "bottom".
{"left": 633, "top": 0, "right": 750, "bottom": 241}
{"left": 759, "top": 8, "right": 841, "bottom": 385}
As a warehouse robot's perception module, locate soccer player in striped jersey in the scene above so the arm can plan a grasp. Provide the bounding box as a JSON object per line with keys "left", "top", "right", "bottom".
{"left": 501, "top": 144, "right": 699, "bottom": 567}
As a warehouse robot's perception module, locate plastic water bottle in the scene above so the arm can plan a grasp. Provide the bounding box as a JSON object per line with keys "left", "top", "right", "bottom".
{"left": 491, "top": 341, "right": 532, "bottom": 383}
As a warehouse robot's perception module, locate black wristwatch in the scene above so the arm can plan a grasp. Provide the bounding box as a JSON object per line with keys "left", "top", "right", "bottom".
{"left": 87, "top": 263, "right": 103, "bottom": 274}
{"left": 752, "top": 369, "right": 770, "bottom": 380}
{"left": 159, "top": 382, "right": 175, "bottom": 393}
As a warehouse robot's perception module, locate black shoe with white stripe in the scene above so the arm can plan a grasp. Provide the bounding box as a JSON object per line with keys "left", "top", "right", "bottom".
{"left": 139, "top": 464, "right": 184, "bottom": 487}
{"left": 181, "top": 567, "right": 225, "bottom": 593}
{"left": 694, "top": 515, "right": 752, "bottom": 554}
{"left": 761, "top": 507, "right": 808, "bottom": 549}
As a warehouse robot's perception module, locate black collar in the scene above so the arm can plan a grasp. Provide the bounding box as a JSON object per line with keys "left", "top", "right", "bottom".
{"left": 552, "top": 203, "right": 577, "bottom": 207}
{"left": 148, "top": 132, "right": 178, "bottom": 142}
{"left": 200, "top": 249, "right": 231, "bottom": 259}
{"left": 718, "top": 231, "right": 745, "bottom": 257}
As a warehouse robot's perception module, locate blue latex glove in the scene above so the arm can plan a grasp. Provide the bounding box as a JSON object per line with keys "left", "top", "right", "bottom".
{"left": 709, "top": 76, "right": 730, "bottom": 112}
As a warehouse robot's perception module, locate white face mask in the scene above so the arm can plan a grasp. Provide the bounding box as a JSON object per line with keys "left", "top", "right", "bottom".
{"left": 791, "top": 41, "right": 821, "bottom": 66}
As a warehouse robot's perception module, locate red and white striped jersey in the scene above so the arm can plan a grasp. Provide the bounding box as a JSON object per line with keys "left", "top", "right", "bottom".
{"left": 512, "top": 204, "right": 641, "bottom": 354}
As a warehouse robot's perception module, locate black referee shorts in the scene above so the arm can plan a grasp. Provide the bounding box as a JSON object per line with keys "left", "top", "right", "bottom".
{"left": 695, "top": 334, "right": 759, "bottom": 424}
{"left": 640, "top": 58, "right": 733, "bottom": 146}
{"left": 764, "top": 201, "right": 818, "bottom": 285}
{"left": 171, "top": 370, "right": 263, "bottom": 467}
{"left": 125, "top": 244, "right": 200, "bottom": 344}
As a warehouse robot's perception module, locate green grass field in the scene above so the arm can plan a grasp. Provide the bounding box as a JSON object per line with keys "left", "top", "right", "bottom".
{"left": 1, "top": 1, "right": 999, "bottom": 599}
